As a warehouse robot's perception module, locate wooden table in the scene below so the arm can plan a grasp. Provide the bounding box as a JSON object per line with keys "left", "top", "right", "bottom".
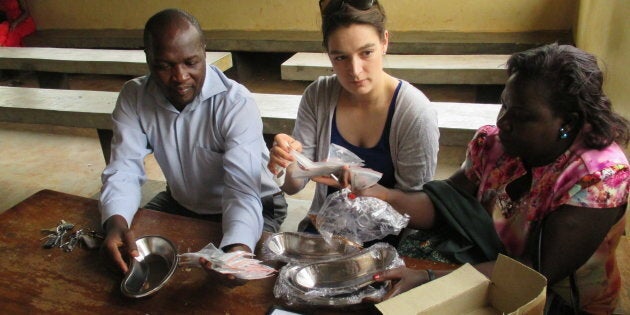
{"left": 0, "top": 190, "right": 455, "bottom": 314}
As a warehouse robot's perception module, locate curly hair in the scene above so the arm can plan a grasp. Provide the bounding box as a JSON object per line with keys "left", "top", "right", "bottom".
{"left": 507, "top": 43, "right": 630, "bottom": 149}
{"left": 320, "top": 0, "right": 387, "bottom": 51}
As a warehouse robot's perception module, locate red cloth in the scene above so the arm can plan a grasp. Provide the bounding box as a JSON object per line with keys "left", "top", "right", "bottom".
{"left": 1, "top": 0, "right": 23, "bottom": 20}
{"left": 0, "top": 0, "right": 36, "bottom": 47}
{"left": 0, "top": 21, "right": 9, "bottom": 45}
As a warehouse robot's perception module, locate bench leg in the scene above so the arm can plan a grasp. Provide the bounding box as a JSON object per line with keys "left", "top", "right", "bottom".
{"left": 36, "top": 72, "right": 69, "bottom": 89}
{"left": 97, "top": 129, "right": 113, "bottom": 165}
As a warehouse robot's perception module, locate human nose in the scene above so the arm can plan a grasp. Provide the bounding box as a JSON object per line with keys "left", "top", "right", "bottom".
{"left": 496, "top": 107, "right": 511, "bottom": 132}
{"left": 348, "top": 57, "right": 363, "bottom": 77}
{"left": 171, "top": 64, "right": 190, "bottom": 82}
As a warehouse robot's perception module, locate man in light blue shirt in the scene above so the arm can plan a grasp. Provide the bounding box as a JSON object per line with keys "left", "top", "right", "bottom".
{"left": 99, "top": 8, "right": 286, "bottom": 277}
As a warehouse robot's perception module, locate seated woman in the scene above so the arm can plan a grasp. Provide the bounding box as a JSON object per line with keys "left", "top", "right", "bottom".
{"left": 371, "top": 43, "right": 630, "bottom": 314}
{"left": 267, "top": 0, "right": 439, "bottom": 243}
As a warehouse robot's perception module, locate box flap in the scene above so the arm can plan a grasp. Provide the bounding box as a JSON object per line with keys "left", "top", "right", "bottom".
{"left": 489, "top": 254, "right": 547, "bottom": 314}
{"left": 376, "top": 263, "right": 490, "bottom": 315}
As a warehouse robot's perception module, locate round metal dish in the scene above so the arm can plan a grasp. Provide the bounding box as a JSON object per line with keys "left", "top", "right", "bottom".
{"left": 120, "top": 235, "right": 179, "bottom": 298}
{"left": 264, "top": 232, "right": 362, "bottom": 263}
{"left": 291, "top": 244, "right": 398, "bottom": 295}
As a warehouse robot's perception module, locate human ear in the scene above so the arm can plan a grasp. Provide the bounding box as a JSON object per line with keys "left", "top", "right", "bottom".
{"left": 382, "top": 30, "right": 389, "bottom": 54}
{"left": 562, "top": 112, "right": 581, "bottom": 134}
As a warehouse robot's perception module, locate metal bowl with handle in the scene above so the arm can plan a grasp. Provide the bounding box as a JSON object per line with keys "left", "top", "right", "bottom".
{"left": 264, "top": 231, "right": 362, "bottom": 263}
{"left": 120, "top": 235, "right": 179, "bottom": 298}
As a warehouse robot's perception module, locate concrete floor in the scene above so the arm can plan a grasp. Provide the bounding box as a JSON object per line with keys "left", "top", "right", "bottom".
{"left": 0, "top": 53, "right": 626, "bottom": 312}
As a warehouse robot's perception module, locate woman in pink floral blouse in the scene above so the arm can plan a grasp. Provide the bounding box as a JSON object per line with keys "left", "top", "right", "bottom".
{"left": 370, "top": 43, "right": 629, "bottom": 314}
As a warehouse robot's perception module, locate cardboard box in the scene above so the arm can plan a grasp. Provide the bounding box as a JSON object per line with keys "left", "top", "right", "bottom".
{"left": 376, "top": 254, "right": 547, "bottom": 315}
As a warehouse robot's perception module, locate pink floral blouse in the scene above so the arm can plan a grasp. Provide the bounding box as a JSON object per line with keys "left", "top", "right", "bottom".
{"left": 463, "top": 125, "right": 628, "bottom": 314}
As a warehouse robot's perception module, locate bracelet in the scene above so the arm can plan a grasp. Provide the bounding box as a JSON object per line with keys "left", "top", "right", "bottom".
{"left": 426, "top": 269, "right": 435, "bottom": 282}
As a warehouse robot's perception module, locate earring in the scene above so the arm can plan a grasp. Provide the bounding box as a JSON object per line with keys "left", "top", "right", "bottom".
{"left": 559, "top": 127, "right": 569, "bottom": 139}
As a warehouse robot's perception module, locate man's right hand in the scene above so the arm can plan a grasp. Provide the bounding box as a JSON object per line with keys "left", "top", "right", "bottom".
{"left": 101, "top": 215, "right": 138, "bottom": 274}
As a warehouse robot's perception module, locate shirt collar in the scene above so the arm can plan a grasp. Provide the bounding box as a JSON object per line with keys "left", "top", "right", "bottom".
{"left": 147, "top": 64, "right": 228, "bottom": 113}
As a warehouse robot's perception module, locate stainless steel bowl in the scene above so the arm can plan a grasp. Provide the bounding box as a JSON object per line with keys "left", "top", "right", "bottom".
{"left": 120, "top": 235, "right": 178, "bottom": 298}
{"left": 291, "top": 244, "right": 398, "bottom": 295}
{"left": 264, "top": 232, "right": 362, "bottom": 263}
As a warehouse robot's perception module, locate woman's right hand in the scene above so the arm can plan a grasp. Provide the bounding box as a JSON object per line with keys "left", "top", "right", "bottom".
{"left": 267, "top": 133, "right": 302, "bottom": 175}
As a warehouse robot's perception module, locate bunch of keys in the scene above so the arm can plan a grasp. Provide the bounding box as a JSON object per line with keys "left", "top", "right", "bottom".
{"left": 74, "top": 230, "right": 105, "bottom": 250}
{"left": 41, "top": 220, "right": 105, "bottom": 251}
{"left": 41, "top": 220, "right": 75, "bottom": 249}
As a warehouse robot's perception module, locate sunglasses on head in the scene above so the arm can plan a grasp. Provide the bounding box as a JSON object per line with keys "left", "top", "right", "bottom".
{"left": 319, "top": 0, "right": 376, "bottom": 12}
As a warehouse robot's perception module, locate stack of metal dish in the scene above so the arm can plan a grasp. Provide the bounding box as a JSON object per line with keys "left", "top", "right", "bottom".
{"left": 265, "top": 233, "right": 404, "bottom": 306}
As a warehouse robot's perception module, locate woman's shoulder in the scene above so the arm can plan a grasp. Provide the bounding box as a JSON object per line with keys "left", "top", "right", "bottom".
{"left": 396, "top": 80, "right": 431, "bottom": 106}
{"left": 576, "top": 141, "right": 629, "bottom": 174}
{"left": 561, "top": 142, "right": 630, "bottom": 210}
{"left": 301, "top": 75, "right": 339, "bottom": 110}
{"left": 304, "top": 75, "right": 338, "bottom": 93}
{"left": 393, "top": 81, "right": 435, "bottom": 121}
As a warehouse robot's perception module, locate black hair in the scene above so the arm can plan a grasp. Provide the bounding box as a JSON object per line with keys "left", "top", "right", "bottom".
{"left": 507, "top": 43, "right": 630, "bottom": 148}
{"left": 143, "top": 8, "right": 205, "bottom": 55}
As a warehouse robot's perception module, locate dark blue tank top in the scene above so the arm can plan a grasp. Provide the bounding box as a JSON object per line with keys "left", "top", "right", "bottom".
{"left": 328, "top": 81, "right": 401, "bottom": 195}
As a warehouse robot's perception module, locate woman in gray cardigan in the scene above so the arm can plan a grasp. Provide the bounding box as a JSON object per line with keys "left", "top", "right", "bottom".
{"left": 268, "top": 0, "right": 439, "bottom": 234}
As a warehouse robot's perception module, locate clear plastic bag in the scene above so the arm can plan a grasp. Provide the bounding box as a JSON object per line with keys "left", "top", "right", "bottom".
{"left": 328, "top": 143, "right": 363, "bottom": 164}
{"left": 178, "top": 243, "right": 276, "bottom": 280}
{"left": 291, "top": 144, "right": 364, "bottom": 179}
{"left": 290, "top": 144, "right": 382, "bottom": 190}
{"left": 315, "top": 188, "right": 410, "bottom": 246}
{"left": 349, "top": 167, "right": 382, "bottom": 190}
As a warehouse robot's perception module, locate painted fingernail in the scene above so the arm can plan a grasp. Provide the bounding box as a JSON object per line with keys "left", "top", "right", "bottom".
{"left": 373, "top": 273, "right": 380, "bottom": 280}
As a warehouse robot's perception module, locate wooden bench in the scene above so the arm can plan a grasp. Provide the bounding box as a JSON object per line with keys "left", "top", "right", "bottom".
{"left": 0, "top": 86, "right": 302, "bottom": 164}
{"left": 24, "top": 29, "right": 572, "bottom": 54}
{"left": 281, "top": 52, "right": 510, "bottom": 85}
{"left": 0, "top": 86, "right": 499, "bottom": 162}
{"left": 0, "top": 47, "right": 233, "bottom": 89}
